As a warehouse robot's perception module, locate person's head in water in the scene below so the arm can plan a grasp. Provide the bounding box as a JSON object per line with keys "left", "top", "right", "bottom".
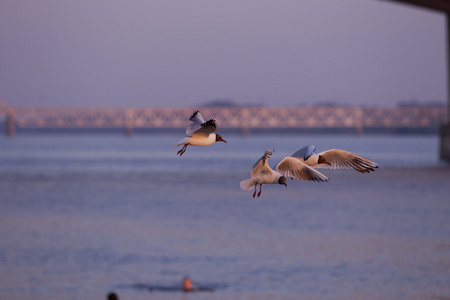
{"left": 107, "top": 292, "right": 118, "bottom": 300}
{"left": 182, "top": 276, "right": 193, "bottom": 292}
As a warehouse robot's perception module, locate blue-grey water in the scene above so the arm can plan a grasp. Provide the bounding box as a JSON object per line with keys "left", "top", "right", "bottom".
{"left": 1, "top": 133, "right": 449, "bottom": 300}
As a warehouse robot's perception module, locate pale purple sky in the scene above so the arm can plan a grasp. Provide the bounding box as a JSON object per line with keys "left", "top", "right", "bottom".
{"left": 0, "top": 0, "right": 447, "bottom": 107}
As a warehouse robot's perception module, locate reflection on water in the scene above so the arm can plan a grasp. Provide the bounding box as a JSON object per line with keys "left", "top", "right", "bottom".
{"left": 0, "top": 133, "right": 449, "bottom": 299}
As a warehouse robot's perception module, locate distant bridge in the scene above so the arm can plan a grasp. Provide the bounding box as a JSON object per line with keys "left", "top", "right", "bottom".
{"left": 0, "top": 106, "right": 447, "bottom": 136}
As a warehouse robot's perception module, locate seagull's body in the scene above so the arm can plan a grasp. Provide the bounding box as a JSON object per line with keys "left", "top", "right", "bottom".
{"left": 240, "top": 149, "right": 328, "bottom": 198}
{"left": 291, "top": 145, "right": 378, "bottom": 173}
{"left": 173, "top": 110, "right": 227, "bottom": 156}
{"left": 240, "top": 150, "right": 287, "bottom": 198}
{"left": 175, "top": 134, "right": 217, "bottom": 148}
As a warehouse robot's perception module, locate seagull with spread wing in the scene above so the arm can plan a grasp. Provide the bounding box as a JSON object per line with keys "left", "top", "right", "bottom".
{"left": 173, "top": 110, "right": 227, "bottom": 156}
{"left": 291, "top": 145, "right": 378, "bottom": 173}
{"left": 240, "top": 149, "right": 328, "bottom": 198}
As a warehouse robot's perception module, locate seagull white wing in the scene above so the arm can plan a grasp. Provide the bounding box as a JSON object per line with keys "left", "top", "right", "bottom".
{"left": 186, "top": 110, "right": 207, "bottom": 135}
{"left": 291, "top": 145, "right": 317, "bottom": 160}
{"left": 189, "top": 119, "right": 218, "bottom": 137}
{"left": 316, "top": 149, "right": 378, "bottom": 173}
{"left": 251, "top": 149, "right": 273, "bottom": 178}
{"left": 276, "top": 157, "right": 328, "bottom": 182}
{"left": 189, "top": 110, "right": 205, "bottom": 123}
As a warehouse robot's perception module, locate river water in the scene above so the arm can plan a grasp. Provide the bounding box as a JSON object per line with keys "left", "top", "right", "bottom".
{"left": 1, "top": 133, "right": 449, "bottom": 300}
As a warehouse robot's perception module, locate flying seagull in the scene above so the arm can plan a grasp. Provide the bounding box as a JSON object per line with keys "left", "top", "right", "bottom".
{"left": 240, "top": 149, "right": 328, "bottom": 198}
{"left": 291, "top": 145, "right": 378, "bottom": 173}
{"left": 173, "top": 110, "right": 227, "bottom": 156}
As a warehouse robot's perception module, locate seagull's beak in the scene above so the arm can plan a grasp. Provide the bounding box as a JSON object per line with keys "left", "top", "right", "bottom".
{"left": 284, "top": 183, "right": 287, "bottom": 187}
{"left": 216, "top": 134, "right": 227, "bottom": 143}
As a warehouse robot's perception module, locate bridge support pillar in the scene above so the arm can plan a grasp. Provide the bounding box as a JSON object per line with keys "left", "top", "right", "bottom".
{"left": 6, "top": 110, "right": 15, "bottom": 137}
{"left": 440, "top": 123, "right": 450, "bottom": 162}
{"left": 124, "top": 125, "right": 133, "bottom": 137}
{"left": 124, "top": 109, "right": 134, "bottom": 137}
{"left": 441, "top": 13, "right": 450, "bottom": 162}
{"left": 241, "top": 125, "right": 249, "bottom": 136}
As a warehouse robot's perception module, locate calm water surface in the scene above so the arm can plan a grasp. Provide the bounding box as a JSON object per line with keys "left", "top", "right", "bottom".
{"left": 0, "top": 133, "right": 449, "bottom": 300}
{"left": 0, "top": 133, "right": 444, "bottom": 173}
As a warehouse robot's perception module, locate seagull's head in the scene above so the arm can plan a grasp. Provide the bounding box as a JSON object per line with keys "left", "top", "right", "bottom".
{"left": 278, "top": 176, "right": 287, "bottom": 187}
{"left": 215, "top": 134, "right": 227, "bottom": 143}
{"left": 318, "top": 155, "right": 331, "bottom": 166}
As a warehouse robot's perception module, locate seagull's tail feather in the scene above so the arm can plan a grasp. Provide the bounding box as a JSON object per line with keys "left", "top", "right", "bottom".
{"left": 240, "top": 178, "right": 255, "bottom": 191}
{"left": 172, "top": 137, "right": 189, "bottom": 148}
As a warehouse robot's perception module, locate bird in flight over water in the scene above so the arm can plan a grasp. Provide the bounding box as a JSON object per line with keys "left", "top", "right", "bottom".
{"left": 290, "top": 145, "right": 378, "bottom": 174}
{"left": 240, "top": 149, "right": 328, "bottom": 198}
{"left": 173, "top": 110, "right": 227, "bottom": 156}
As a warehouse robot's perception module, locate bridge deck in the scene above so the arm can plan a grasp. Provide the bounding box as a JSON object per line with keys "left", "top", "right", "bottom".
{"left": 0, "top": 106, "right": 446, "bottom": 135}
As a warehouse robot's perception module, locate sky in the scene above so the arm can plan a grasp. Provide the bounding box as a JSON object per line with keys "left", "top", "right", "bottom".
{"left": 0, "top": 0, "right": 447, "bottom": 108}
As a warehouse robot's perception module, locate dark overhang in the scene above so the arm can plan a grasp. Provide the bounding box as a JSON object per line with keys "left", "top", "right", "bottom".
{"left": 384, "top": 0, "right": 450, "bottom": 13}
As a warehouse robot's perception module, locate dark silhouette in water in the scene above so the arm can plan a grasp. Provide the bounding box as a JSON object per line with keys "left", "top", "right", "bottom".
{"left": 107, "top": 292, "right": 118, "bottom": 300}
